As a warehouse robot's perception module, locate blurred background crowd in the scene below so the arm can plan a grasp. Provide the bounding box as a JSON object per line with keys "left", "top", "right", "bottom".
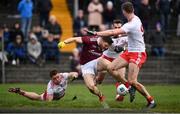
{"left": 0, "top": 0, "right": 179, "bottom": 69}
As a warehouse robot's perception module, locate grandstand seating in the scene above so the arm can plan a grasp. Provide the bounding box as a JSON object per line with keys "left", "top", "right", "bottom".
{"left": 51, "top": 0, "right": 75, "bottom": 52}
{"left": 0, "top": 0, "right": 180, "bottom": 84}
{"left": 1, "top": 52, "right": 180, "bottom": 84}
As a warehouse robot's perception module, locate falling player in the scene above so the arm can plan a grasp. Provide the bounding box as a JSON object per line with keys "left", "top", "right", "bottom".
{"left": 58, "top": 35, "right": 107, "bottom": 105}
{"left": 8, "top": 70, "right": 78, "bottom": 101}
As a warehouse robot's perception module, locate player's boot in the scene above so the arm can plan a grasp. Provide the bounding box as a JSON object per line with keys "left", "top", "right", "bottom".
{"left": 8, "top": 88, "right": 25, "bottom": 95}
{"left": 146, "top": 102, "right": 157, "bottom": 109}
{"left": 8, "top": 88, "right": 21, "bottom": 93}
{"left": 146, "top": 96, "right": 156, "bottom": 109}
{"left": 115, "top": 94, "right": 124, "bottom": 102}
{"left": 99, "top": 95, "right": 109, "bottom": 109}
{"left": 99, "top": 95, "right": 105, "bottom": 102}
{"left": 129, "top": 86, "right": 136, "bottom": 102}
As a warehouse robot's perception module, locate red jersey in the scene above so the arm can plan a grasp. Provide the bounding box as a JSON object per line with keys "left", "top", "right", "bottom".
{"left": 80, "top": 36, "right": 102, "bottom": 65}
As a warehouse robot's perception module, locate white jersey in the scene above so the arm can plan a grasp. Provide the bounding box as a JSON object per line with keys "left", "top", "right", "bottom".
{"left": 103, "top": 36, "right": 128, "bottom": 58}
{"left": 46, "top": 73, "right": 69, "bottom": 99}
{"left": 121, "top": 15, "right": 145, "bottom": 52}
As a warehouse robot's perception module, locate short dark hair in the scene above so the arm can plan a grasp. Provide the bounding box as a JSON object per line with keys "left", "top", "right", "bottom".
{"left": 101, "top": 37, "right": 113, "bottom": 45}
{"left": 121, "top": 2, "right": 134, "bottom": 13}
{"left": 113, "top": 19, "right": 123, "bottom": 24}
{"left": 50, "top": 70, "right": 58, "bottom": 78}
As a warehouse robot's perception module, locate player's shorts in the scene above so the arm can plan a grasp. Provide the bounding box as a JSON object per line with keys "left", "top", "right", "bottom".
{"left": 120, "top": 50, "right": 147, "bottom": 68}
{"left": 101, "top": 54, "right": 115, "bottom": 62}
{"left": 40, "top": 91, "right": 47, "bottom": 101}
{"left": 81, "top": 59, "right": 98, "bottom": 77}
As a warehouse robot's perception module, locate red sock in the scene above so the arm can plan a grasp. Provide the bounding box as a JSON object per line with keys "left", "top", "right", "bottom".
{"left": 124, "top": 82, "right": 130, "bottom": 89}
{"left": 147, "top": 96, "right": 154, "bottom": 103}
{"left": 115, "top": 82, "right": 120, "bottom": 88}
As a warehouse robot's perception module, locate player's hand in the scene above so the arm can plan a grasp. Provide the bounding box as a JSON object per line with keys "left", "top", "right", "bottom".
{"left": 58, "top": 41, "right": 66, "bottom": 49}
{"left": 73, "top": 72, "right": 78, "bottom": 78}
{"left": 69, "top": 72, "right": 78, "bottom": 82}
{"left": 84, "top": 28, "right": 97, "bottom": 36}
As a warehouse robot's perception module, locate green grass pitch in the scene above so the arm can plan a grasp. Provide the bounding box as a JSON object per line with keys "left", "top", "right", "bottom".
{"left": 0, "top": 83, "right": 180, "bottom": 112}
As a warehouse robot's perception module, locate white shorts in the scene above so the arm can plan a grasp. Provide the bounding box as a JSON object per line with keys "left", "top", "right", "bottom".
{"left": 81, "top": 59, "right": 98, "bottom": 77}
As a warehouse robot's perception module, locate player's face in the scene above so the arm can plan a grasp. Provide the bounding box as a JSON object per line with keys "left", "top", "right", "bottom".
{"left": 98, "top": 38, "right": 110, "bottom": 50}
{"left": 113, "top": 23, "right": 122, "bottom": 29}
{"left": 113, "top": 23, "right": 122, "bottom": 37}
{"left": 52, "top": 74, "right": 62, "bottom": 85}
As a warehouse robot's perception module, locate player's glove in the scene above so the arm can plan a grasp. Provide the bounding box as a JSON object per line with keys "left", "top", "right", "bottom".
{"left": 114, "top": 46, "right": 124, "bottom": 53}
{"left": 84, "top": 29, "right": 97, "bottom": 36}
{"left": 58, "top": 41, "right": 66, "bottom": 49}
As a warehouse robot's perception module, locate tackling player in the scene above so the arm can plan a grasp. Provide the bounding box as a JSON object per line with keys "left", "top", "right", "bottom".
{"left": 89, "top": 2, "right": 156, "bottom": 108}
{"left": 8, "top": 70, "right": 78, "bottom": 101}
{"left": 95, "top": 19, "right": 128, "bottom": 101}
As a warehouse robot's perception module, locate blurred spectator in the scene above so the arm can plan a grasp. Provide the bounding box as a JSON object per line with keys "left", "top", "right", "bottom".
{"left": 132, "top": 0, "right": 141, "bottom": 15}
{"left": 0, "top": 28, "right": 2, "bottom": 52}
{"left": 7, "top": 35, "right": 26, "bottom": 65}
{"left": 69, "top": 48, "right": 81, "bottom": 78}
{"left": 87, "top": 0, "right": 103, "bottom": 27}
{"left": 156, "top": 0, "right": 170, "bottom": 34}
{"left": 27, "top": 33, "right": 42, "bottom": 65}
{"left": 17, "top": 0, "right": 33, "bottom": 41}
{"left": 0, "top": 28, "right": 8, "bottom": 63}
{"left": 103, "top": 1, "right": 116, "bottom": 28}
{"left": 99, "top": 24, "right": 107, "bottom": 31}
{"left": 76, "top": 27, "right": 88, "bottom": 50}
{"left": 139, "top": 0, "right": 150, "bottom": 32}
{"left": 37, "top": 0, "right": 53, "bottom": 27}
{"left": 73, "top": 10, "right": 87, "bottom": 36}
{"left": 10, "top": 23, "right": 24, "bottom": 43}
{"left": 80, "top": 27, "right": 88, "bottom": 36}
{"left": 45, "top": 15, "right": 62, "bottom": 42}
{"left": 42, "top": 34, "right": 60, "bottom": 63}
{"left": 3, "top": 26, "right": 10, "bottom": 49}
{"left": 32, "top": 25, "right": 43, "bottom": 42}
{"left": 177, "top": 1, "right": 180, "bottom": 37}
{"left": 149, "top": 22, "right": 166, "bottom": 57}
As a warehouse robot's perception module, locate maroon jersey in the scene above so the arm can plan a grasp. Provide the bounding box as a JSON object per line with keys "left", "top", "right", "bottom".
{"left": 80, "top": 36, "right": 102, "bottom": 65}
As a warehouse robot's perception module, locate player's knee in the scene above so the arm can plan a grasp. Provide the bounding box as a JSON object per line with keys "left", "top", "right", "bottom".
{"left": 107, "top": 65, "right": 114, "bottom": 73}
{"left": 128, "top": 80, "right": 137, "bottom": 85}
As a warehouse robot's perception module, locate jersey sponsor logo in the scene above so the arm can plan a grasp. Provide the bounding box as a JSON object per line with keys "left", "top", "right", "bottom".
{"left": 90, "top": 38, "right": 98, "bottom": 41}
{"left": 89, "top": 50, "right": 102, "bottom": 56}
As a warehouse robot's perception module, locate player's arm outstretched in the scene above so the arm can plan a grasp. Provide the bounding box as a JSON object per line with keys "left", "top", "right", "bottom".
{"left": 58, "top": 37, "right": 82, "bottom": 49}
{"left": 86, "top": 29, "right": 126, "bottom": 37}
{"left": 97, "top": 29, "right": 126, "bottom": 37}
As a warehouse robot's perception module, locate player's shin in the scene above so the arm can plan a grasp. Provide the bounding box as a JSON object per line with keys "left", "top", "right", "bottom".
{"left": 132, "top": 82, "right": 155, "bottom": 104}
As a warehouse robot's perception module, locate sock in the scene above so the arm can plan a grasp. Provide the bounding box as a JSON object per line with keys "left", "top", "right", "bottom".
{"left": 147, "top": 96, "right": 154, "bottom": 104}
{"left": 124, "top": 82, "right": 130, "bottom": 89}
{"left": 115, "top": 82, "right": 120, "bottom": 88}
